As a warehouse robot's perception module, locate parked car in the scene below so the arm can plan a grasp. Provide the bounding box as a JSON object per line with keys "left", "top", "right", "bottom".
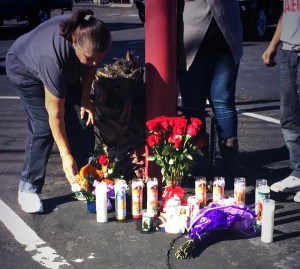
{"left": 134, "top": 0, "right": 145, "bottom": 24}
{"left": 0, "top": 0, "right": 73, "bottom": 28}
{"left": 238, "top": 0, "right": 283, "bottom": 39}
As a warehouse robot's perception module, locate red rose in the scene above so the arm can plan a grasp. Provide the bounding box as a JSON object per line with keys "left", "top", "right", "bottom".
{"left": 98, "top": 154, "right": 109, "bottom": 165}
{"left": 173, "top": 117, "right": 187, "bottom": 135}
{"left": 190, "top": 117, "right": 202, "bottom": 130}
{"left": 146, "top": 118, "right": 160, "bottom": 132}
{"left": 147, "top": 134, "right": 161, "bottom": 147}
{"left": 167, "top": 134, "right": 182, "bottom": 149}
{"left": 186, "top": 124, "right": 198, "bottom": 137}
{"left": 158, "top": 116, "right": 170, "bottom": 130}
{"left": 187, "top": 117, "right": 202, "bottom": 136}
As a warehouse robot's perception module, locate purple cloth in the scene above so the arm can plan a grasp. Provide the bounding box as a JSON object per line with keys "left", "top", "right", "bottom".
{"left": 188, "top": 202, "right": 257, "bottom": 240}
{"left": 92, "top": 181, "right": 115, "bottom": 211}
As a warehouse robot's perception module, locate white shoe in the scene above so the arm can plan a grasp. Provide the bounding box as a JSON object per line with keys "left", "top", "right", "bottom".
{"left": 294, "top": 192, "right": 300, "bottom": 203}
{"left": 18, "top": 191, "right": 43, "bottom": 213}
{"left": 71, "top": 183, "right": 86, "bottom": 201}
{"left": 270, "top": 176, "right": 300, "bottom": 193}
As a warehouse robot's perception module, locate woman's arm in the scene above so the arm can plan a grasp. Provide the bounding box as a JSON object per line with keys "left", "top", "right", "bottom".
{"left": 80, "top": 66, "right": 97, "bottom": 126}
{"left": 262, "top": 13, "right": 283, "bottom": 67}
{"left": 44, "top": 87, "right": 78, "bottom": 184}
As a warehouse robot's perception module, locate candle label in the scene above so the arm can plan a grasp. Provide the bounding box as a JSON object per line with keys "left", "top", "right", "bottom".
{"left": 115, "top": 180, "right": 127, "bottom": 220}
{"left": 147, "top": 178, "right": 158, "bottom": 216}
{"left": 234, "top": 181, "right": 246, "bottom": 205}
{"left": 142, "top": 211, "right": 154, "bottom": 232}
{"left": 213, "top": 178, "right": 225, "bottom": 202}
{"left": 256, "top": 186, "right": 270, "bottom": 225}
{"left": 132, "top": 179, "right": 144, "bottom": 219}
{"left": 195, "top": 178, "right": 207, "bottom": 207}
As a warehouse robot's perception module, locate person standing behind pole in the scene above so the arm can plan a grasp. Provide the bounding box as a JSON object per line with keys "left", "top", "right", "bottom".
{"left": 262, "top": 3, "right": 300, "bottom": 203}
{"left": 6, "top": 9, "right": 111, "bottom": 213}
{"left": 177, "top": 0, "right": 248, "bottom": 177}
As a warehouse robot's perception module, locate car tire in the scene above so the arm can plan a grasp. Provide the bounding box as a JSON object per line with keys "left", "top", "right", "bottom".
{"left": 253, "top": 7, "right": 267, "bottom": 39}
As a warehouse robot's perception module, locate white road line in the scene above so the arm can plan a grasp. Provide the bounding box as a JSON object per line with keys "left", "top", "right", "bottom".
{"left": 0, "top": 199, "right": 71, "bottom": 269}
{"left": 0, "top": 96, "right": 20, "bottom": 99}
{"left": 238, "top": 110, "right": 281, "bottom": 125}
{"left": 0, "top": 96, "right": 281, "bottom": 125}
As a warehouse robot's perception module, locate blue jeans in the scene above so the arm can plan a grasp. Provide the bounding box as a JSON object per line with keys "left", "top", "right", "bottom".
{"left": 6, "top": 55, "right": 95, "bottom": 193}
{"left": 280, "top": 50, "right": 300, "bottom": 178}
{"left": 178, "top": 46, "right": 239, "bottom": 140}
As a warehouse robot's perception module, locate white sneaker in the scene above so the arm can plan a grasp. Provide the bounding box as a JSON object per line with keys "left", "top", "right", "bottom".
{"left": 18, "top": 191, "right": 43, "bottom": 213}
{"left": 294, "top": 192, "right": 300, "bottom": 203}
{"left": 71, "top": 183, "right": 86, "bottom": 201}
{"left": 270, "top": 176, "right": 300, "bottom": 193}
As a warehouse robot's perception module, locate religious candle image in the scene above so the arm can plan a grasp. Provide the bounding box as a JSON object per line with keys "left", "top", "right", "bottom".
{"left": 234, "top": 177, "right": 246, "bottom": 205}
{"left": 195, "top": 177, "right": 207, "bottom": 206}
{"left": 213, "top": 177, "right": 225, "bottom": 202}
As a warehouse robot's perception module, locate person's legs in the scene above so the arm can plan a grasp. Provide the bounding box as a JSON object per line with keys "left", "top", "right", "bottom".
{"left": 210, "top": 52, "right": 238, "bottom": 140}
{"left": 64, "top": 80, "right": 95, "bottom": 170}
{"left": 17, "top": 84, "right": 54, "bottom": 194}
{"left": 210, "top": 52, "right": 248, "bottom": 177}
{"left": 270, "top": 50, "right": 300, "bottom": 194}
{"left": 177, "top": 60, "right": 210, "bottom": 133}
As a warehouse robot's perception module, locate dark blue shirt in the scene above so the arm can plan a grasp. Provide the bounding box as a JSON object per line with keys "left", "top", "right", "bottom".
{"left": 7, "top": 14, "right": 90, "bottom": 98}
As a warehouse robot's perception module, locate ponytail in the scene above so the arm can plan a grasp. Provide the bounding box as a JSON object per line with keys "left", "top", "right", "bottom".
{"left": 60, "top": 9, "right": 111, "bottom": 53}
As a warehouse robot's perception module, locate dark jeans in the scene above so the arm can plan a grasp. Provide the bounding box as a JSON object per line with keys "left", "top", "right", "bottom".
{"left": 6, "top": 56, "right": 95, "bottom": 193}
{"left": 280, "top": 50, "right": 300, "bottom": 177}
{"left": 178, "top": 47, "right": 239, "bottom": 141}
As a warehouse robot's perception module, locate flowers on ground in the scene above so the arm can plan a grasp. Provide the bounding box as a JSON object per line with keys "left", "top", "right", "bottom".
{"left": 146, "top": 116, "right": 205, "bottom": 186}
{"left": 74, "top": 143, "right": 118, "bottom": 202}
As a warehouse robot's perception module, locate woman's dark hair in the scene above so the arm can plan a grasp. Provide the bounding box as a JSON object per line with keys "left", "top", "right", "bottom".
{"left": 60, "top": 9, "right": 111, "bottom": 53}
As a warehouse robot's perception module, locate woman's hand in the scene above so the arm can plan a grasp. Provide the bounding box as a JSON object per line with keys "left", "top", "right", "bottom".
{"left": 80, "top": 98, "right": 95, "bottom": 126}
{"left": 61, "top": 154, "right": 78, "bottom": 185}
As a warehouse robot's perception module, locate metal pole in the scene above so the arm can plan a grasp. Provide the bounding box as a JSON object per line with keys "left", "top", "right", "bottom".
{"left": 145, "top": 0, "right": 177, "bottom": 179}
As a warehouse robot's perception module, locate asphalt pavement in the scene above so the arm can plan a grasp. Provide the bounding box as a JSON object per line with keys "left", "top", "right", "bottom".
{"left": 0, "top": 3, "right": 299, "bottom": 269}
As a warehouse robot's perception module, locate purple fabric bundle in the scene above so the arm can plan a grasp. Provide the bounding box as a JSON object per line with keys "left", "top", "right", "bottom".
{"left": 188, "top": 200, "right": 257, "bottom": 240}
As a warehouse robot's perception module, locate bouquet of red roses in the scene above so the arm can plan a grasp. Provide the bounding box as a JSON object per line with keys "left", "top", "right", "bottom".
{"left": 146, "top": 116, "right": 205, "bottom": 186}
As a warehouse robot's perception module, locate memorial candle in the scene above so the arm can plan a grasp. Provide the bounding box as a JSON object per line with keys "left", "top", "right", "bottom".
{"left": 261, "top": 199, "right": 275, "bottom": 243}
{"left": 96, "top": 181, "right": 108, "bottom": 223}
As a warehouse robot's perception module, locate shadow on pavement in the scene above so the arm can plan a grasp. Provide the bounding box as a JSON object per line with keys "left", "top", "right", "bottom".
{"left": 42, "top": 193, "right": 76, "bottom": 214}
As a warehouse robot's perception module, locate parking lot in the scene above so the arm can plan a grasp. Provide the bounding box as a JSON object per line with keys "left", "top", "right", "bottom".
{"left": 0, "top": 3, "right": 299, "bottom": 269}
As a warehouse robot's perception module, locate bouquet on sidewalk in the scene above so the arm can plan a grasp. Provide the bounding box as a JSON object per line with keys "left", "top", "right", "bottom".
{"left": 146, "top": 115, "right": 205, "bottom": 186}
{"left": 73, "top": 143, "right": 118, "bottom": 208}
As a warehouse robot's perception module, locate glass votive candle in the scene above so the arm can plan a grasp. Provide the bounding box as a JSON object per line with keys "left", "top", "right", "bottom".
{"left": 147, "top": 177, "right": 158, "bottom": 216}
{"left": 213, "top": 177, "right": 225, "bottom": 202}
{"left": 256, "top": 184, "right": 271, "bottom": 225}
{"left": 195, "top": 176, "right": 207, "bottom": 207}
{"left": 255, "top": 179, "right": 268, "bottom": 205}
{"left": 131, "top": 178, "right": 144, "bottom": 219}
{"left": 234, "top": 177, "right": 246, "bottom": 205}
{"left": 261, "top": 199, "right": 275, "bottom": 243}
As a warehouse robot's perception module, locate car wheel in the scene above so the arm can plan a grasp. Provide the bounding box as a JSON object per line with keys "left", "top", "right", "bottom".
{"left": 254, "top": 7, "right": 267, "bottom": 39}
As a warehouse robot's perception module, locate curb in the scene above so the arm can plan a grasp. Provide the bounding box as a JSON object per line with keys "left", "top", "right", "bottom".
{"left": 74, "top": 3, "right": 135, "bottom": 8}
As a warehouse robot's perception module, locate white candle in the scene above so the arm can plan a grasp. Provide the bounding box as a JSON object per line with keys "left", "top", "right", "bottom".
{"left": 96, "top": 181, "right": 108, "bottom": 223}
{"left": 261, "top": 199, "right": 275, "bottom": 243}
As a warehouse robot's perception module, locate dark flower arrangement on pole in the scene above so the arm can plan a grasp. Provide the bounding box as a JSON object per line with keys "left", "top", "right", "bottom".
{"left": 146, "top": 116, "right": 205, "bottom": 186}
